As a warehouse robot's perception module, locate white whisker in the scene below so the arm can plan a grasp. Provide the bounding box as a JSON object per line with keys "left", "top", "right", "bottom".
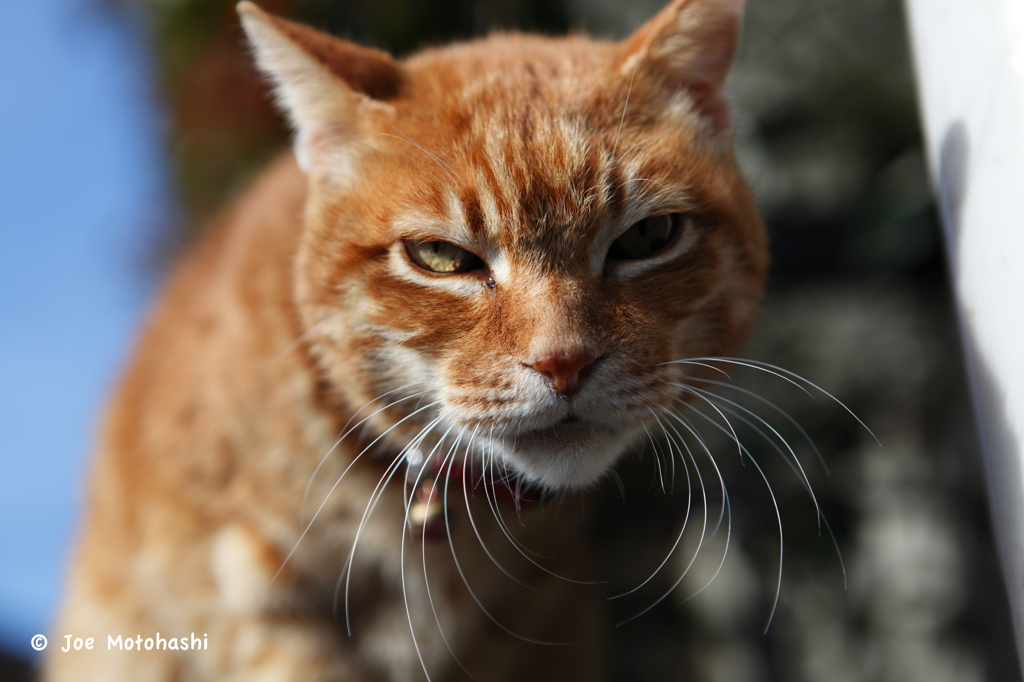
{"left": 402, "top": 422, "right": 473, "bottom": 681}
{"left": 273, "top": 399, "right": 443, "bottom": 586}
{"left": 662, "top": 407, "right": 728, "bottom": 539}
{"left": 676, "top": 402, "right": 784, "bottom": 632}
{"left": 688, "top": 376, "right": 830, "bottom": 473}
{"left": 680, "top": 357, "right": 879, "bottom": 444}
{"left": 673, "top": 383, "right": 847, "bottom": 586}
{"left": 610, "top": 410, "right": 695, "bottom": 602}
{"left": 440, "top": 444, "right": 571, "bottom": 646}
{"left": 679, "top": 385, "right": 820, "bottom": 520}
{"left": 302, "top": 384, "right": 439, "bottom": 527}
{"left": 342, "top": 444, "right": 416, "bottom": 634}
{"left": 613, "top": 61, "right": 638, "bottom": 157}
{"left": 459, "top": 428, "right": 532, "bottom": 588}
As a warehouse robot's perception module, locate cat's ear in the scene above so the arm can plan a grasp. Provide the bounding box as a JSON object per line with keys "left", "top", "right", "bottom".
{"left": 619, "top": 0, "right": 744, "bottom": 132}
{"left": 237, "top": 2, "right": 404, "bottom": 172}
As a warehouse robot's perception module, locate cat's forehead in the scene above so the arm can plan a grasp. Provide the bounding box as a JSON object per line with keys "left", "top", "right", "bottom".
{"left": 382, "top": 37, "right": 698, "bottom": 266}
{"left": 401, "top": 34, "right": 626, "bottom": 160}
{"left": 390, "top": 113, "right": 621, "bottom": 270}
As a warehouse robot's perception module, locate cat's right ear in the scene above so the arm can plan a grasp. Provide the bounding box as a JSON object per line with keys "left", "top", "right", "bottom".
{"left": 618, "top": 0, "right": 745, "bottom": 133}
{"left": 237, "top": 2, "right": 404, "bottom": 173}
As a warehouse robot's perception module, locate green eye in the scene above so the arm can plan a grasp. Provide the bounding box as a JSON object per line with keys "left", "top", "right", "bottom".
{"left": 608, "top": 213, "right": 680, "bottom": 260}
{"left": 405, "top": 239, "right": 483, "bottom": 274}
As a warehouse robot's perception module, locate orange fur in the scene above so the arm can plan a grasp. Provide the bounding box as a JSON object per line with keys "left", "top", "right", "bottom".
{"left": 47, "top": 1, "right": 766, "bottom": 679}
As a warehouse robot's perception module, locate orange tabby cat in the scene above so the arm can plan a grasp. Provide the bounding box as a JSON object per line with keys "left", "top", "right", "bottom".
{"left": 46, "top": 0, "right": 766, "bottom": 679}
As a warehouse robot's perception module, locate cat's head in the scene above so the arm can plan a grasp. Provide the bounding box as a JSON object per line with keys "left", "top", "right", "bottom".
{"left": 240, "top": 0, "right": 766, "bottom": 490}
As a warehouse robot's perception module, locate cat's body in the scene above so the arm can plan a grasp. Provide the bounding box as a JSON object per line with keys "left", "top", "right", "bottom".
{"left": 47, "top": 155, "right": 601, "bottom": 681}
{"left": 47, "top": 1, "right": 766, "bottom": 680}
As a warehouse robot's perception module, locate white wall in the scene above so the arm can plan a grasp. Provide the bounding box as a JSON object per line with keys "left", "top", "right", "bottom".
{"left": 904, "top": 0, "right": 1024, "bottom": 671}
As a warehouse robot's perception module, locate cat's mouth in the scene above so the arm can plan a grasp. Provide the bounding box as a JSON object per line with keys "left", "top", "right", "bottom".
{"left": 497, "top": 413, "right": 629, "bottom": 489}
{"left": 516, "top": 413, "right": 595, "bottom": 444}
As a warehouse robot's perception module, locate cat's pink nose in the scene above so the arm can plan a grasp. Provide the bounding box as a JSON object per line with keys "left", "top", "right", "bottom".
{"left": 529, "top": 351, "right": 598, "bottom": 395}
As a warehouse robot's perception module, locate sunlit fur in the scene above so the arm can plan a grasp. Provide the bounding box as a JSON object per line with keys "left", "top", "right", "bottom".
{"left": 47, "top": 1, "right": 767, "bottom": 681}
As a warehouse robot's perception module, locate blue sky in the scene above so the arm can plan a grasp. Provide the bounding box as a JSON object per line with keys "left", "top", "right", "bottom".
{"left": 0, "top": 0, "right": 167, "bottom": 659}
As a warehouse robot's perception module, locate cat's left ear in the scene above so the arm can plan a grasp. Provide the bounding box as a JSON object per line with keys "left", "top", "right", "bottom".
{"left": 619, "top": 0, "right": 744, "bottom": 133}
{"left": 237, "top": 2, "right": 404, "bottom": 173}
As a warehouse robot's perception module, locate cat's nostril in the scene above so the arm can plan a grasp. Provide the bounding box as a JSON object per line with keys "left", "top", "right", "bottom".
{"left": 529, "top": 351, "right": 598, "bottom": 395}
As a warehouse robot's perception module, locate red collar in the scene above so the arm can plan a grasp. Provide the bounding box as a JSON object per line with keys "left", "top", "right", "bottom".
{"left": 405, "top": 458, "right": 544, "bottom": 540}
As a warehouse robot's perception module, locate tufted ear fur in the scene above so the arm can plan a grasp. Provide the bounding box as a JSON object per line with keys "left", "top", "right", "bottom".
{"left": 619, "top": 0, "right": 744, "bottom": 133}
{"left": 237, "top": 1, "right": 405, "bottom": 172}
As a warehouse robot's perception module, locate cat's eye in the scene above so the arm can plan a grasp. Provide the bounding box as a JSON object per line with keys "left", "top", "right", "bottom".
{"left": 608, "top": 213, "right": 680, "bottom": 261}
{"left": 404, "top": 239, "right": 484, "bottom": 274}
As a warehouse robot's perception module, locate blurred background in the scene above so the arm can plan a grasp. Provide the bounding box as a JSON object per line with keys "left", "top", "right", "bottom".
{"left": 1, "top": 0, "right": 1019, "bottom": 680}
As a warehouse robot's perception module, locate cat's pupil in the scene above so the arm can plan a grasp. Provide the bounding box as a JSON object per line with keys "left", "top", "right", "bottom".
{"left": 608, "top": 214, "right": 679, "bottom": 261}
{"left": 405, "top": 239, "right": 483, "bottom": 274}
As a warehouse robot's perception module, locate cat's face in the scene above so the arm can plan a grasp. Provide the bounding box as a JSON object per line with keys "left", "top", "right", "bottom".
{"left": 241, "top": 0, "right": 765, "bottom": 490}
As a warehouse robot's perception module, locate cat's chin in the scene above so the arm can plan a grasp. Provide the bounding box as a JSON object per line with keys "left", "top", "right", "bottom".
{"left": 495, "top": 418, "right": 632, "bottom": 490}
